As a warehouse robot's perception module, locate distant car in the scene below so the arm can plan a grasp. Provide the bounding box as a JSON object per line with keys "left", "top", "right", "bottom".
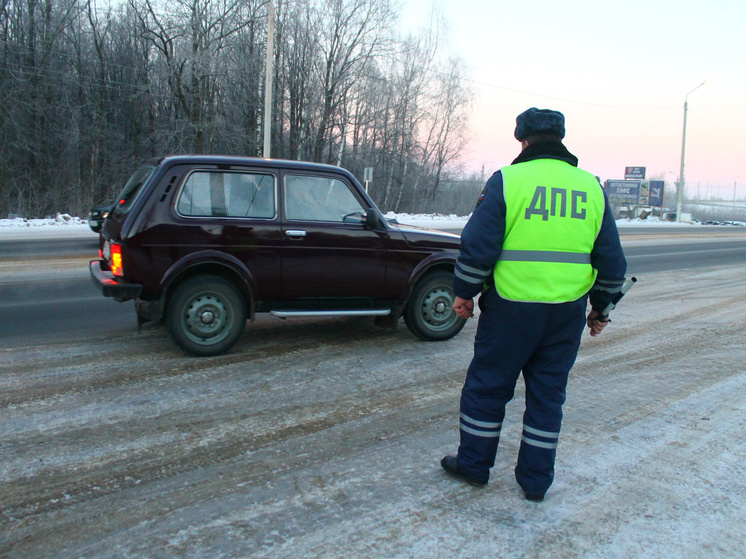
{"left": 87, "top": 205, "right": 112, "bottom": 233}
{"left": 702, "top": 220, "right": 721, "bottom": 225}
{"left": 722, "top": 221, "right": 745, "bottom": 226}
{"left": 90, "top": 155, "right": 466, "bottom": 356}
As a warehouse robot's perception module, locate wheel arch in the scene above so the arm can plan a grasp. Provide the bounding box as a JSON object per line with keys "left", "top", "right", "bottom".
{"left": 162, "top": 255, "right": 255, "bottom": 320}
{"left": 405, "top": 255, "right": 457, "bottom": 303}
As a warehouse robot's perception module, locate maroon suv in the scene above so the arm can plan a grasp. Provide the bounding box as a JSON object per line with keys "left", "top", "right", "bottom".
{"left": 90, "top": 155, "right": 465, "bottom": 356}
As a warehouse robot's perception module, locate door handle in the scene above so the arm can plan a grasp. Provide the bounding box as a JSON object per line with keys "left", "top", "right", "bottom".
{"left": 285, "top": 229, "right": 307, "bottom": 238}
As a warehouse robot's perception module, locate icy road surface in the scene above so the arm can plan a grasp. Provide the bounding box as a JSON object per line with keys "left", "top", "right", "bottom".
{"left": 2, "top": 263, "right": 745, "bottom": 557}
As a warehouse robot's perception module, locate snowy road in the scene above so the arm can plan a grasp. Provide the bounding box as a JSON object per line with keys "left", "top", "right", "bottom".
{"left": 2, "top": 241, "right": 746, "bottom": 557}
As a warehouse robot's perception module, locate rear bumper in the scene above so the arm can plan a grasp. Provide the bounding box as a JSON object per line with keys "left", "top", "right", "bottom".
{"left": 89, "top": 259, "right": 143, "bottom": 300}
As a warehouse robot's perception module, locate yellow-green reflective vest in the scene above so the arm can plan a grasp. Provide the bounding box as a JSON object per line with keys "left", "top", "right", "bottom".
{"left": 494, "top": 159, "right": 605, "bottom": 303}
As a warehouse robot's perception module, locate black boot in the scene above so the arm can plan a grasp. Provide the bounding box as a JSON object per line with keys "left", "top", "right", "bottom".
{"left": 440, "top": 455, "right": 488, "bottom": 486}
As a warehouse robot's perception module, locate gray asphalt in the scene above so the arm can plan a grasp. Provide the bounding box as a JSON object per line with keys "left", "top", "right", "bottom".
{"left": 2, "top": 228, "right": 746, "bottom": 347}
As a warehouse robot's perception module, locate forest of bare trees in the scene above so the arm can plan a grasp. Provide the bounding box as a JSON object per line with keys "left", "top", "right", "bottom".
{"left": 1, "top": 0, "right": 479, "bottom": 219}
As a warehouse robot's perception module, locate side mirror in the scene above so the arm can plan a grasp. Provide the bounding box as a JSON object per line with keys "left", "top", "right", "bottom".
{"left": 366, "top": 210, "right": 383, "bottom": 230}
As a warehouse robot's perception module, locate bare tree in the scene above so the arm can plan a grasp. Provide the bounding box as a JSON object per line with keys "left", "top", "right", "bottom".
{"left": 420, "top": 57, "right": 471, "bottom": 201}
{"left": 310, "top": 0, "right": 394, "bottom": 163}
{"left": 383, "top": 28, "right": 438, "bottom": 210}
{"left": 277, "top": 0, "right": 318, "bottom": 160}
{"left": 0, "top": 0, "right": 474, "bottom": 217}
{"left": 128, "top": 0, "right": 258, "bottom": 153}
{"left": 82, "top": 0, "right": 113, "bottom": 208}
{"left": 1, "top": 0, "right": 83, "bottom": 216}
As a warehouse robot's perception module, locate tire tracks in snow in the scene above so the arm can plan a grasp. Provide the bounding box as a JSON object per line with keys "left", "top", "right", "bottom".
{"left": 2, "top": 264, "right": 745, "bottom": 557}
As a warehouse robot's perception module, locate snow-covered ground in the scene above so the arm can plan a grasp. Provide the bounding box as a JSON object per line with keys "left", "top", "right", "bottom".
{"left": 0, "top": 212, "right": 721, "bottom": 240}
{"left": 2, "top": 255, "right": 745, "bottom": 557}
{"left": 2, "top": 210, "right": 746, "bottom": 557}
{"left": 384, "top": 212, "right": 710, "bottom": 230}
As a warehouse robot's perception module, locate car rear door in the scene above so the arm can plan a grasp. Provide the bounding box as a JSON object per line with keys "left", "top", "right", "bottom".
{"left": 175, "top": 166, "right": 282, "bottom": 300}
{"left": 132, "top": 164, "right": 283, "bottom": 300}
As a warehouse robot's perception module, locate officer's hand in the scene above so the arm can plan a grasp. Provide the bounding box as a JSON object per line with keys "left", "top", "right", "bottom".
{"left": 587, "top": 309, "right": 609, "bottom": 336}
{"left": 453, "top": 296, "right": 474, "bottom": 319}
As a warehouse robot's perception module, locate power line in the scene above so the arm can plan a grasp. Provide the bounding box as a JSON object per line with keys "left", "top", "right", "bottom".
{"left": 466, "top": 76, "right": 677, "bottom": 111}
{"left": 690, "top": 111, "right": 746, "bottom": 144}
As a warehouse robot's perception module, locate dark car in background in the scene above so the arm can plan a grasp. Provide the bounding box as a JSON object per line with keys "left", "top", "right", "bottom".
{"left": 90, "top": 155, "right": 465, "bottom": 356}
{"left": 87, "top": 204, "right": 113, "bottom": 233}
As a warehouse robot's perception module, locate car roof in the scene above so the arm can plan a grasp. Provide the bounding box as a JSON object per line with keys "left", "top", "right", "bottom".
{"left": 148, "top": 155, "right": 349, "bottom": 176}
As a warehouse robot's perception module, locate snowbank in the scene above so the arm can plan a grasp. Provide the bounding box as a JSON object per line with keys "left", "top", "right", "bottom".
{"left": 0, "top": 214, "right": 93, "bottom": 239}
{"left": 0, "top": 212, "right": 713, "bottom": 240}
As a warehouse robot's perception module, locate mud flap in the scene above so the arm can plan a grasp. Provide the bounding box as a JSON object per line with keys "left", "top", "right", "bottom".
{"left": 374, "top": 309, "right": 400, "bottom": 331}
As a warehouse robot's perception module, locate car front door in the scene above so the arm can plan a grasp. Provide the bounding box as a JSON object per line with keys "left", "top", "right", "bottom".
{"left": 280, "top": 172, "right": 390, "bottom": 301}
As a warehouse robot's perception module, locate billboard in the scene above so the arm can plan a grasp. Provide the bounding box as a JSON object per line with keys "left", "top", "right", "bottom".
{"left": 625, "top": 167, "right": 646, "bottom": 180}
{"left": 605, "top": 180, "right": 641, "bottom": 206}
{"left": 648, "top": 180, "right": 664, "bottom": 206}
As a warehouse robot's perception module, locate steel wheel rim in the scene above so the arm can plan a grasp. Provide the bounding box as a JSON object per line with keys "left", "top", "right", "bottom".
{"left": 420, "top": 286, "right": 458, "bottom": 331}
{"left": 182, "top": 292, "right": 234, "bottom": 345}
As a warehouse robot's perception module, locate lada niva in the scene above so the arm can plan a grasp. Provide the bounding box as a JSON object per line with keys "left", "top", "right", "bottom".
{"left": 90, "top": 155, "right": 465, "bottom": 356}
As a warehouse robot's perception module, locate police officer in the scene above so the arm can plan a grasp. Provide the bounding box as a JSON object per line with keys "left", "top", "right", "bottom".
{"left": 441, "top": 108, "right": 627, "bottom": 501}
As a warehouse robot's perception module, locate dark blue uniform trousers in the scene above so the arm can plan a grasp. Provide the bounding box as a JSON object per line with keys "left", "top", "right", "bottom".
{"left": 457, "top": 287, "right": 587, "bottom": 495}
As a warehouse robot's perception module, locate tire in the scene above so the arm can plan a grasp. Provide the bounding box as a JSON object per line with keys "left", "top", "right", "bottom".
{"left": 165, "top": 275, "right": 247, "bottom": 357}
{"left": 404, "top": 270, "right": 466, "bottom": 341}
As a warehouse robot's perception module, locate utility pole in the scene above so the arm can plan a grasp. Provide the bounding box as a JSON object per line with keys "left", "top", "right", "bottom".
{"left": 677, "top": 80, "right": 706, "bottom": 222}
{"left": 263, "top": 1, "right": 275, "bottom": 159}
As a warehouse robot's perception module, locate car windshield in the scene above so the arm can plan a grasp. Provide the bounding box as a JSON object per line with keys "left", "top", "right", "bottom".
{"left": 114, "top": 164, "right": 156, "bottom": 214}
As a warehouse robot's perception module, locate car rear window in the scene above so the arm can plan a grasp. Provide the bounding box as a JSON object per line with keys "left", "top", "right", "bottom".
{"left": 114, "top": 164, "right": 156, "bottom": 214}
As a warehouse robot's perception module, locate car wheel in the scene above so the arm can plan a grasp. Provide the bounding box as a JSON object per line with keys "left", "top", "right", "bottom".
{"left": 404, "top": 270, "right": 466, "bottom": 341}
{"left": 165, "top": 275, "right": 247, "bottom": 356}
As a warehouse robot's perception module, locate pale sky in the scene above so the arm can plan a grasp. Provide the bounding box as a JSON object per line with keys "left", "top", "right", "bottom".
{"left": 400, "top": 0, "right": 746, "bottom": 199}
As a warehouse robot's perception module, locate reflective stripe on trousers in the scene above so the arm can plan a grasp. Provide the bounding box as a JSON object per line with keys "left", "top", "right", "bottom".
{"left": 521, "top": 424, "right": 559, "bottom": 449}
{"left": 460, "top": 412, "right": 502, "bottom": 438}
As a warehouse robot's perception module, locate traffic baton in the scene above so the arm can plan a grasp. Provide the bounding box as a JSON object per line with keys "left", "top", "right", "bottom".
{"left": 600, "top": 277, "right": 637, "bottom": 320}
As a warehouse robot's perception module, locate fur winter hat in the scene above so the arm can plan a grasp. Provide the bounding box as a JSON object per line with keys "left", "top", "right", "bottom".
{"left": 514, "top": 107, "right": 565, "bottom": 141}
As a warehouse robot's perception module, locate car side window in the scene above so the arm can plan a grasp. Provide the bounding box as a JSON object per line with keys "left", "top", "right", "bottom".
{"left": 177, "top": 171, "right": 275, "bottom": 218}
{"left": 285, "top": 175, "right": 365, "bottom": 222}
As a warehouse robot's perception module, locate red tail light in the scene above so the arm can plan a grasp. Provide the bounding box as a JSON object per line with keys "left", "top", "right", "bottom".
{"left": 110, "top": 243, "right": 124, "bottom": 277}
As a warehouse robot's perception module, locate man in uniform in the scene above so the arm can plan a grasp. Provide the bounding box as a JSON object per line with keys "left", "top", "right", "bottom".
{"left": 441, "top": 107, "right": 627, "bottom": 501}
